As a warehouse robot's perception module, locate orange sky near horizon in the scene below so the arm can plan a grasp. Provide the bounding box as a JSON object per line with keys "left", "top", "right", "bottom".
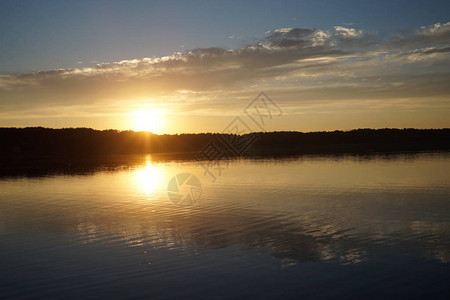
{"left": 1, "top": 21, "right": 449, "bottom": 133}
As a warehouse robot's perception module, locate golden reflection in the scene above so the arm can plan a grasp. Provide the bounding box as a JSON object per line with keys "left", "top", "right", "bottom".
{"left": 134, "top": 157, "right": 165, "bottom": 196}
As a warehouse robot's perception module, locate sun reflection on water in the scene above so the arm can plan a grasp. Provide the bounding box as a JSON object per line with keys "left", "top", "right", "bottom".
{"left": 134, "top": 156, "right": 165, "bottom": 197}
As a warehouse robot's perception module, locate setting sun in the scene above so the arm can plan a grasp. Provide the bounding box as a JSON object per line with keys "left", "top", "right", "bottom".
{"left": 131, "top": 110, "right": 165, "bottom": 133}
{"left": 1, "top": 1, "right": 450, "bottom": 299}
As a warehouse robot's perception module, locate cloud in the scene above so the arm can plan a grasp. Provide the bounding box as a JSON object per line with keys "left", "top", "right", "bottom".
{"left": 390, "top": 22, "right": 450, "bottom": 48}
{"left": 334, "top": 26, "right": 364, "bottom": 38}
{"left": 399, "top": 46, "right": 450, "bottom": 61}
{"left": 417, "top": 22, "right": 450, "bottom": 43}
{"left": 0, "top": 22, "right": 449, "bottom": 119}
{"left": 265, "top": 28, "right": 326, "bottom": 47}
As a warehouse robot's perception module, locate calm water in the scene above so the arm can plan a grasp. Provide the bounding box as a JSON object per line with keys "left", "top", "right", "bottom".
{"left": 0, "top": 153, "right": 449, "bottom": 299}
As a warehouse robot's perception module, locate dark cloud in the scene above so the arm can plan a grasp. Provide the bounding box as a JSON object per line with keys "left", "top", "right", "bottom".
{"left": 265, "top": 28, "right": 319, "bottom": 48}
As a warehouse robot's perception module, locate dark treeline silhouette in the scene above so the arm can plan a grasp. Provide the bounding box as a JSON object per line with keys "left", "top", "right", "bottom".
{"left": 1, "top": 127, "right": 449, "bottom": 157}
{"left": 252, "top": 128, "right": 450, "bottom": 154}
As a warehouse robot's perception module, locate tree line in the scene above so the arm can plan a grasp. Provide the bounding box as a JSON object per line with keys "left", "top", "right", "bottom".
{"left": 1, "top": 127, "right": 449, "bottom": 157}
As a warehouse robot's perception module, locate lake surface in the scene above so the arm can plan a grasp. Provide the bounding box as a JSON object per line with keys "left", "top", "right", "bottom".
{"left": 1, "top": 152, "right": 449, "bottom": 299}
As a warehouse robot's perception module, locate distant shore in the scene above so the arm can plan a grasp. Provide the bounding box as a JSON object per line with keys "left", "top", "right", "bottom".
{"left": 1, "top": 127, "right": 449, "bottom": 157}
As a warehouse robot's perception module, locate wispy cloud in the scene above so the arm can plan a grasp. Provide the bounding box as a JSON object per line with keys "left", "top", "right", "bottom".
{"left": 0, "top": 23, "right": 449, "bottom": 120}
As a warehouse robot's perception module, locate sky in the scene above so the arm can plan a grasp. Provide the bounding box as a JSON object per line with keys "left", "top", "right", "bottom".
{"left": 0, "top": 0, "right": 449, "bottom": 133}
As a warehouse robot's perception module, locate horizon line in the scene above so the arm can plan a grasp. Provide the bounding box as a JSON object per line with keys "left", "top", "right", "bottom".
{"left": 1, "top": 126, "right": 449, "bottom": 136}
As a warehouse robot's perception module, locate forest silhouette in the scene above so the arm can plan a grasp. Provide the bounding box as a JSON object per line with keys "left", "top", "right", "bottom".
{"left": 1, "top": 127, "right": 449, "bottom": 157}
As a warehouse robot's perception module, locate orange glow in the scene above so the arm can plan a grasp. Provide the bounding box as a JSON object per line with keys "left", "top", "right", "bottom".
{"left": 134, "top": 159, "right": 164, "bottom": 195}
{"left": 131, "top": 109, "right": 165, "bottom": 133}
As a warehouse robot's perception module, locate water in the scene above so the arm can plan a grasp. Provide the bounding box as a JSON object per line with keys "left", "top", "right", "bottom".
{"left": 0, "top": 152, "right": 449, "bottom": 299}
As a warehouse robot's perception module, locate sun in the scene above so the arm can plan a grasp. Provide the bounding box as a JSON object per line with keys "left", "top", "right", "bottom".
{"left": 131, "top": 110, "right": 165, "bottom": 133}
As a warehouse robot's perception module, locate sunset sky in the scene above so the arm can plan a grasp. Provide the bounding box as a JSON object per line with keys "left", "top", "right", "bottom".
{"left": 0, "top": 0, "right": 449, "bottom": 133}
